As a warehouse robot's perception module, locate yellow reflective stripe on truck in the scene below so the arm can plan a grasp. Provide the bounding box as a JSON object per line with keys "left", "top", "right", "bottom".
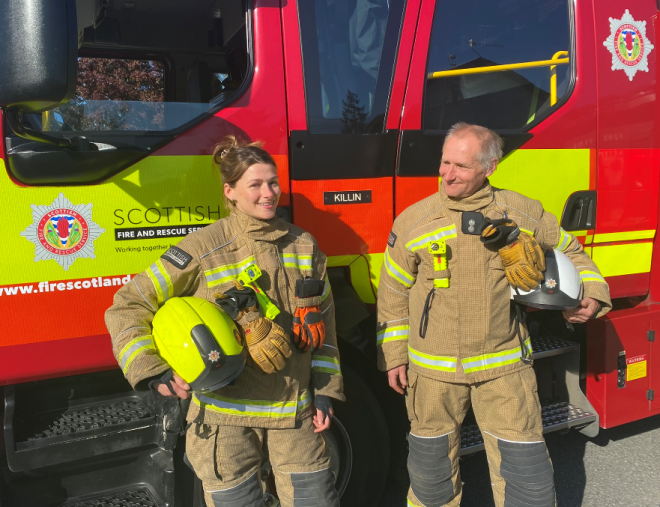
{"left": 593, "top": 230, "right": 656, "bottom": 243}
{"left": 591, "top": 242, "right": 653, "bottom": 277}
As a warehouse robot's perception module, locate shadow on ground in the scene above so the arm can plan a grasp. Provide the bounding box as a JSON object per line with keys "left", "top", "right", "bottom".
{"left": 377, "top": 415, "right": 660, "bottom": 507}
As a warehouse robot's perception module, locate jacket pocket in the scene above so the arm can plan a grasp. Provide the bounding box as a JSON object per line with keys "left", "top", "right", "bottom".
{"left": 405, "top": 369, "right": 419, "bottom": 423}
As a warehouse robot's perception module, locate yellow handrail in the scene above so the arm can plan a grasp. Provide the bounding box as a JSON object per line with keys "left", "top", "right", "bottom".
{"left": 427, "top": 57, "right": 569, "bottom": 79}
{"left": 550, "top": 51, "right": 569, "bottom": 106}
{"left": 427, "top": 51, "right": 570, "bottom": 107}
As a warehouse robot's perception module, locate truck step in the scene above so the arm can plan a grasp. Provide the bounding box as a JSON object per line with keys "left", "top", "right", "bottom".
{"left": 531, "top": 336, "right": 579, "bottom": 360}
{"left": 460, "top": 401, "right": 596, "bottom": 455}
{"left": 62, "top": 486, "right": 161, "bottom": 507}
{"left": 5, "top": 385, "right": 159, "bottom": 472}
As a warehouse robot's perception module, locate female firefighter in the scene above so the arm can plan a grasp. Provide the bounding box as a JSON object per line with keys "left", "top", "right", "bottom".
{"left": 105, "top": 136, "right": 343, "bottom": 507}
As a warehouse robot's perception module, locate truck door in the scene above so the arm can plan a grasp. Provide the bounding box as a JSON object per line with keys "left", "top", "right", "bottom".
{"left": 284, "top": 0, "right": 412, "bottom": 305}
{"left": 395, "top": 0, "right": 596, "bottom": 240}
{"left": 591, "top": 1, "right": 659, "bottom": 300}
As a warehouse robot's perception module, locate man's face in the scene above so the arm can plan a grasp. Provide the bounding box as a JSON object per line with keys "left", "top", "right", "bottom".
{"left": 439, "top": 133, "right": 496, "bottom": 198}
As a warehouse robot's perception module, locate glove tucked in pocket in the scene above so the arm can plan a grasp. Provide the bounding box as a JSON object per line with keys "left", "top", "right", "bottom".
{"left": 293, "top": 278, "right": 326, "bottom": 353}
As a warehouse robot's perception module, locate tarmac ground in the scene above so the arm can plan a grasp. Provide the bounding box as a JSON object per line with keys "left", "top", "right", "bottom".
{"left": 378, "top": 414, "right": 660, "bottom": 507}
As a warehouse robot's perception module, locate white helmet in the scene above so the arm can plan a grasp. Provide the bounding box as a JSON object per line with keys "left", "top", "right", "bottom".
{"left": 512, "top": 249, "right": 583, "bottom": 310}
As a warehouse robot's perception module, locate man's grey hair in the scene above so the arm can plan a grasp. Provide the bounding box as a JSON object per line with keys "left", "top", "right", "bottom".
{"left": 443, "top": 122, "right": 504, "bottom": 172}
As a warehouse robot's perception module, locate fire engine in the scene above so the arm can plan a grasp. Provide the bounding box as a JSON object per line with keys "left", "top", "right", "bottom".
{"left": 0, "top": 0, "right": 658, "bottom": 505}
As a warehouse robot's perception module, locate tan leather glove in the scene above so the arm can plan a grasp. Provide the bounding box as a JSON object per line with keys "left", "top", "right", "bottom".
{"left": 241, "top": 317, "right": 293, "bottom": 374}
{"left": 499, "top": 233, "right": 545, "bottom": 291}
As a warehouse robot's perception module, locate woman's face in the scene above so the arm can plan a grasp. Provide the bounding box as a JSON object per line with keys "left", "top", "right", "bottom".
{"left": 224, "top": 163, "right": 281, "bottom": 220}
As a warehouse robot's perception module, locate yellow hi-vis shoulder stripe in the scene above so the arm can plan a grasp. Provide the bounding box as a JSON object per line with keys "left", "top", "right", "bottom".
{"left": 204, "top": 256, "right": 255, "bottom": 287}
{"left": 311, "top": 355, "right": 342, "bottom": 376}
{"left": 280, "top": 253, "right": 313, "bottom": 270}
{"left": 461, "top": 339, "right": 532, "bottom": 374}
{"left": 384, "top": 249, "right": 415, "bottom": 288}
{"left": 118, "top": 335, "right": 155, "bottom": 373}
{"left": 377, "top": 325, "right": 409, "bottom": 345}
{"left": 193, "top": 390, "right": 312, "bottom": 418}
{"left": 146, "top": 260, "right": 173, "bottom": 305}
{"left": 408, "top": 346, "right": 457, "bottom": 372}
{"left": 405, "top": 225, "right": 457, "bottom": 252}
{"left": 520, "top": 228, "right": 534, "bottom": 236}
{"left": 580, "top": 270, "right": 606, "bottom": 283}
{"left": 408, "top": 500, "right": 423, "bottom": 507}
{"left": 556, "top": 228, "right": 573, "bottom": 251}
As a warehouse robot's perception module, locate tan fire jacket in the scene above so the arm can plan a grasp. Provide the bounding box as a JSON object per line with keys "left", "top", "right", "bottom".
{"left": 377, "top": 182, "right": 611, "bottom": 383}
{"left": 105, "top": 208, "right": 344, "bottom": 429}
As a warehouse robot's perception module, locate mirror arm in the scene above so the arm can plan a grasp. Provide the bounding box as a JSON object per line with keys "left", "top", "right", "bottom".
{"left": 5, "top": 109, "right": 74, "bottom": 148}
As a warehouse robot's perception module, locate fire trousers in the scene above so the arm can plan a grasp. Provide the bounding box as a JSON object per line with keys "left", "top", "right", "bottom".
{"left": 186, "top": 417, "right": 339, "bottom": 507}
{"left": 405, "top": 367, "right": 556, "bottom": 507}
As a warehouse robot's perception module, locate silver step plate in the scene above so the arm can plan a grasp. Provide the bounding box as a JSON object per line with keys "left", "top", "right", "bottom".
{"left": 460, "top": 401, "right": 596, "bottom": 455}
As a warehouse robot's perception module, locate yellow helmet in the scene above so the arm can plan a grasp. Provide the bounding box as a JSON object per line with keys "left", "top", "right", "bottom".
{"left": 152, "top": 297, "right": 246, "bottom": 392}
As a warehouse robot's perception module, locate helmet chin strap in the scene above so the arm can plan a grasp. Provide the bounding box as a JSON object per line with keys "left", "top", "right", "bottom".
{"left": 514, "top": 303, "right": 533, "bottom": 365}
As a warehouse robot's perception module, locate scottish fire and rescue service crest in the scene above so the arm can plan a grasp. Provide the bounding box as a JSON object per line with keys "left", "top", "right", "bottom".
{"left": 603, "top": 9, "right": 654, "bottom": 81}
{"left": 20, "top": 193, "right": 105, "bottom": 270}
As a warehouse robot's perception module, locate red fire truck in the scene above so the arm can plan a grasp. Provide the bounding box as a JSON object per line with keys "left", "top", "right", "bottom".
{"left": 0, "top": 0, "right": 658, "bottom": 505}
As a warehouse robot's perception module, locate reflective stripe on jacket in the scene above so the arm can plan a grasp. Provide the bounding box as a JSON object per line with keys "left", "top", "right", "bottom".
{"left": 106, "top": 208, "right": 344, "bottom": 429}
{"left": 376, "top": 182, "right": 611, "bottom": 383}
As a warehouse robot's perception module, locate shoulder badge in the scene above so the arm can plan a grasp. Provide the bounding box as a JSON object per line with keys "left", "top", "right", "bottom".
{"left": 161, "top": 245, "right": 193, "bottom": 270}
{"left": 388, "top": 231, "right": 397, "bottom": 248}
{"left": 603, "top": 9, "right": 654, "bottom": 81}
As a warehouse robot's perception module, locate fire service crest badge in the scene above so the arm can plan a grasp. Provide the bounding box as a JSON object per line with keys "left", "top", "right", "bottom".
{"left": 21, "top": 193, "right": 105, "bottom": 270}
{"left": 603, "top": 9, "right": 654, "bottom": 81}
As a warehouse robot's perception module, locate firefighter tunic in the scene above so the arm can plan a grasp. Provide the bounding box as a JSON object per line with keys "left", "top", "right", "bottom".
{"left": 377, "top": 181, "right": 611, "bottom": 507}
{"left": 377, "top": 181, "right": 611, "bottom": 380}
{"left": 106, "top": 207, "right": 344, "bottom": 430}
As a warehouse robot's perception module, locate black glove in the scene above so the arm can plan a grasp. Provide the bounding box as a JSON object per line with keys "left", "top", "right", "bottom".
{"left": 480, "top": 217, "right": 520, "bottom": 248}
{"left": 314, "top": 395, "right": 333, "bottom": 419}
{"left": 215, "top": 283, "right": 259, "bottom": 320}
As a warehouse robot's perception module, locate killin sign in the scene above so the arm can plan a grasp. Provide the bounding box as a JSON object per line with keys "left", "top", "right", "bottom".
{"left": 324, "top": 190, "right": 372, "bottom": 205}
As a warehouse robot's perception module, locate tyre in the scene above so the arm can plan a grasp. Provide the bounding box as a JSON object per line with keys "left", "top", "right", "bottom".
{"left": 331, "top": 365, "right": 390, "bottom": 507}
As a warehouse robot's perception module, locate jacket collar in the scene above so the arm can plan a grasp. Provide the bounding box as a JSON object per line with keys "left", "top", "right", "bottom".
{"left": 229, "top": 206, "right": 291, "bottom": 242}
{"left": 439, "top": 180, "right": 494, "bottom": 212}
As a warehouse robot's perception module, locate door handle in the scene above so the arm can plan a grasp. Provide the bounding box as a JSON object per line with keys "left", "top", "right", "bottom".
{"left": 561, "top": 191, "right": 597, "bottom": 231}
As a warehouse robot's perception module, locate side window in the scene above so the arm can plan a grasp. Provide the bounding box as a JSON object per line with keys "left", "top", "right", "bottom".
{"left": 52, "top": 57, "right": 167, "bottom": 132}
{"left": 298, "top": 0, "right": 405, "bottom": 134}
{"left": 424, "top": 0, "right": 572, "bottom": 131}
{"left": 22, "top": 0, "right": 248, "bottom": 135}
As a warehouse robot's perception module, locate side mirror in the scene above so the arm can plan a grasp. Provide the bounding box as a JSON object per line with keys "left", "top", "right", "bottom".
{"left": 0, "top": 0, "right": 78, "bottom": 114}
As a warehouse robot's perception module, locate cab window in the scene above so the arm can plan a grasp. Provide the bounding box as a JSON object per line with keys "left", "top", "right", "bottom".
{"left": 424, "top": 0, "right": 572, "bottom": 131}
{"left": 21, "top": 0, "right": 248, "bottom": 136}
{"left": 298, "top": 0, "right": 405, "bottom": 134}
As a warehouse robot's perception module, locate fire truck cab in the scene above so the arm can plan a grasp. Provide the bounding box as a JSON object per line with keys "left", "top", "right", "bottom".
{"left": 1, "top": 0, "right": 659, "bottom": 505}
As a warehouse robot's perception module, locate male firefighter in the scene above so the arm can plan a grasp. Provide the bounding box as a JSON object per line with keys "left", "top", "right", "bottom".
{"left": 377, "top": 123, "right": 611, "bottom": 507}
